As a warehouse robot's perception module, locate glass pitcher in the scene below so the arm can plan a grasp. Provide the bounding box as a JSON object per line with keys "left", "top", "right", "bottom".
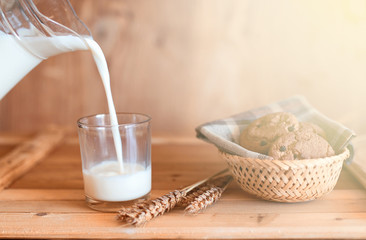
{"left": 0, "top": 0, "right": 91, "bottom": 100}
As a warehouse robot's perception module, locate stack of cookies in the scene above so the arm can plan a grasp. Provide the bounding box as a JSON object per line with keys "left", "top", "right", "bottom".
{"left": 239, "top": 112, "right": 335, "bottom": 160}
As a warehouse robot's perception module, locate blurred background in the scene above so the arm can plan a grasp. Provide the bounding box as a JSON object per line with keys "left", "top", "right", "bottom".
{"left": 0, "top": 0, "right": 365, "bottom": 138}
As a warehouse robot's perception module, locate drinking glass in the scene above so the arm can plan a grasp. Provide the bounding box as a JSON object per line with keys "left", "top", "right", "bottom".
{"left": 77, "top": 113, "right": 151, "bottom": 212}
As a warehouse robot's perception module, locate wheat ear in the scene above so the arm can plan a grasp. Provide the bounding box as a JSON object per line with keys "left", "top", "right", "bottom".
{"left": 117, "top": 169, "right": 229, "bottom": 226}
{"left": 178, "top": 185, "right": 212, "bottom": 207}
{"left": 178, "top": 174, "right": 231, "bottom": 207}
{"left": 185, "top": 175, "right": 233, "bottom": 214}
{"left": 116, "top": 190, "right": 184, "bottom": 226}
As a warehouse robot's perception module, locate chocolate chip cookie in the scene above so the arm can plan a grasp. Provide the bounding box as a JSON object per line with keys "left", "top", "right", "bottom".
{"left": 239, "top": 112, "right": 299, "bottom": 154}
{"left": 299, "top": 122, "right": 327, "bottom": 139}
{"left": 268, "top": 131, "right": 335, "bottom": 160}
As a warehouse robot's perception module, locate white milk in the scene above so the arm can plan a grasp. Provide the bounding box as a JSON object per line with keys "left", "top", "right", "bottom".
{"left": 0, "top": 33, "right": 123, "bottom": 172}
{"left": 83, "top": 161, "right": 151, "bottom": 201}
{"left": 0, "top": 33, "right": 90, "bottom": 99}
{"left": 0, "top": 32, "right": 148, "bottom": 201}
{"left": 84, "top": 38, "right": 124, "bottom": 173}
{"left": 0, "top": 33, "right": 42, "bottom": 99}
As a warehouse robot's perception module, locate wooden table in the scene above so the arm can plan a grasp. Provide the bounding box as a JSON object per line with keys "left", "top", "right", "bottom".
{"left": 0, "top": 134, "right": 365, "bottom": 239}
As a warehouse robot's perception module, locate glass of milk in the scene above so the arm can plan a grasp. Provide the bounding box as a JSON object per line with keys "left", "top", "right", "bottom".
{"left": 77, "top": 113, "right": 151, "bottom": 212}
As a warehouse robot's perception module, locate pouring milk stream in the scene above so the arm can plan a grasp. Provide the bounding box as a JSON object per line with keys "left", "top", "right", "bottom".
{"left": 0, "top": 33, "right": 124, "bottom": 169}
{"left": 0, "top": 0, "right": 149, "bottom": 202}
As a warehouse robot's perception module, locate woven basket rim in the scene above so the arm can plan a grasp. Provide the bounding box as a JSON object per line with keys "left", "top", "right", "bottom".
{"left": 220, "top": 147, "right": 350, "bottom": 202}
{"left": 220, "top": 147, "right": 350, "bottom": 165}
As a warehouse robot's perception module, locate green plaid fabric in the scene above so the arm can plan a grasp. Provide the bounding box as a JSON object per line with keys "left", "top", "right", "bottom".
{"left": 196, "top": 95, "right": 356, "bottom": 160}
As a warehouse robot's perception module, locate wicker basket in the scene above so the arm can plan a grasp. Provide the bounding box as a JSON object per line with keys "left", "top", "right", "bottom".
{"left": 220, "top": 148, "right": 350, "bottom": 202}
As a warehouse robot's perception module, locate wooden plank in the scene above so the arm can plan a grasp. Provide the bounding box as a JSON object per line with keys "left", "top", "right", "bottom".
{"left": 0, "top": 127, "right": 64, "bottom": 192}
{"left": 0, "top": 138, "right": 365, "bottom": 239}
{"left": 0, "top": 189, "right": 84, "bottom": 201}
{"left": 0, "top": 134, "right": 205, "bottom": 146}
{"left": 0, "top": 197, "right": 366, "bottom": 214}
{"left": 8, "top": 143, "right": 227, "bottom": 189}
{"left": 0, "top": 134, "right": 30, "bottom": 146}
{"left": 7, "top": 142, "right": 362, "bottom": 191}
{"left": 0, "top": 212, "right": 365, "bottom": 239}
{"left": 1, "top": 189, "right": 365, "bottom": 202}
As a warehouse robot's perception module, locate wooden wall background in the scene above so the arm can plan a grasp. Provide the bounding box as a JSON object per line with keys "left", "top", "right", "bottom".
{"left": 1, "top": 0, "right": 366, "bottom": 137}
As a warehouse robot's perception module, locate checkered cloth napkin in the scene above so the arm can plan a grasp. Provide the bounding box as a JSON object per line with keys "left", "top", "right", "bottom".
{"left": 196, "top": 95, "right": 356, "bottom": 160}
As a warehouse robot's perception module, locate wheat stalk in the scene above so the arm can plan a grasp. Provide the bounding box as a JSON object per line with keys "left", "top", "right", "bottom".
{"left": 117, "top": 169, "right": 229, "bottom": 226}
{"left": 184, "top": 175, "right": 233, "bottom": 214}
